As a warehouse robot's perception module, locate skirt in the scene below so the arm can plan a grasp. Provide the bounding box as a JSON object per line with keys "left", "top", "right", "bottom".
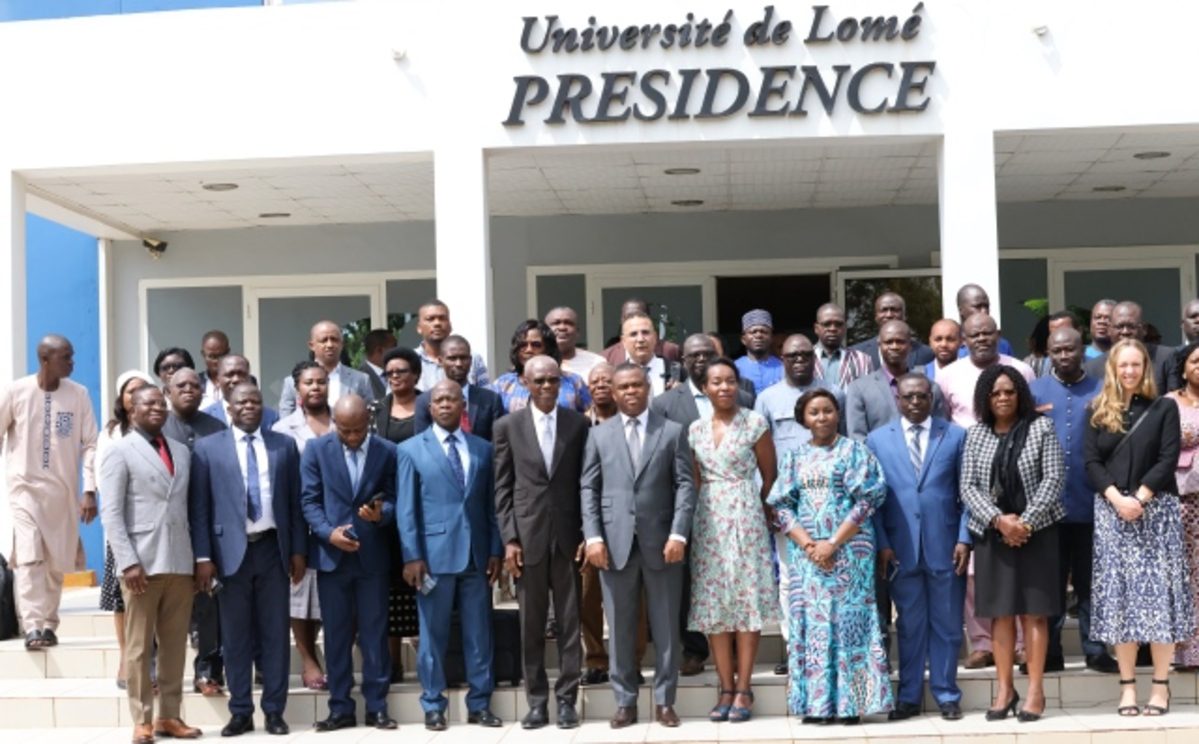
{"left": 1175, "top": 494, "right": 1199, "bottom": 665}
{"left": 387, "top": 529, "right": 419, "bottom": 638}
{"left": 99, "top": 543, "right": 124, "bottom": 613}
{"left": 974, "top": 524, "right": 1062, "bottom": 618}
{"left": 1092, "top": 495, "right": 1197, "bottom": 644}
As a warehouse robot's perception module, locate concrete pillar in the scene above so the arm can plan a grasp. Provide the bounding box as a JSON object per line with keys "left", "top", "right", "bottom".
{"left": 937, "top": 127, "right": 1001, "bottom": 325}
{"left": 433, "top": 147, "right": 493, "bottom": 370}
{"left": 1, "top": 170, "right": 28, "bottom": 557}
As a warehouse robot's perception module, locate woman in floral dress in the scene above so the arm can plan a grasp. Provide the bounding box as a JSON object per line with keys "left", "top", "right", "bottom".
{"left": 687, "top": 359, "right": 777, "bottom": 722}
{"left": 1167, "top": 340, "right": 1199, "bottom": 669}
{"left": 768, "top": 388, "right": 892, "bottom": 724}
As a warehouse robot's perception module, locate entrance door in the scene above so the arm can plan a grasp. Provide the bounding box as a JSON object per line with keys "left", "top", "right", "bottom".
{"left": 1055, "top": 257, "right": 1194, "bottom": 346}
{"left": 715, "top": 275, "right": 831, "bottom": 356}
{"left": 600, "top": 284, "right": 704, "bottom": 348}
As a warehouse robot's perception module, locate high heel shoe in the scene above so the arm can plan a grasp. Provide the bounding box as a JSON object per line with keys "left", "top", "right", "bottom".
{"left": 985, "top": 690, "right": 1019, "bottom": 721}
{"left": 1143, "top": 678, "right": 1170, "bottom": 716}
{"left": 728, "top": 689, "right": 754, "bottom": 723}
{"left": 1117, "top": 678, "right": 1140, "bottom": 716}
{"left": 708, "top": 689, "right": 734, "bottom": 722}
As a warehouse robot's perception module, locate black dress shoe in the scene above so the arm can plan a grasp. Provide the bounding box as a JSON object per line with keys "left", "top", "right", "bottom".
{"left": 888, "top": 702, "right": 921, "bottom": 721}
{"left": 365, "top": 712, "right": 398, "bottom": 730}
{"left": 839, "top": 716, "right": 861, "bottom": 725}
{"left": 220, "top": 714, "right": 254, "bottom": 737}
{"left": 580, "top": 668, "right": 609, "bottom": 686}
{"left": 939, "top": 701, "right": 962, "bottom": 720}
{"left": 264, "top": 713, "right": 288, "bottom": 735}
{"left": 522, "top": 706, "right": 548, "bottom": 730}
{"left": 801, "top": 716, "right": 828, "bottom": 724}
{"left": 313, "top": 714, "right": 356, "bottom": 733}
{"left": 557, "top": 701, "right": 580, "bottom": 729}
{"left": 1086, "top": 652, "right": 1120, "bottom": 673}
{"left": 468, "top": 709, "right": 502, "bottom": 727}
{"left": 425, "top": 711, "right": 447, "bottom": 731}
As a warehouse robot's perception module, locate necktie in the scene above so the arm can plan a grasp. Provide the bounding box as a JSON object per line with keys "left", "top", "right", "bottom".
{"left": 626, "top": 418, "right": 642, "bottom": 470}
{"left": 445, "top": 433, "right": 466, "bottom": 489}
{"left": 459, "top": 408, "right": 472, "bottom": 434}
{"left": 540, "top": 414, "right": 554, "bottom": 474}
{"left": 348, "top": 448, "right": 361, "bottom": 493}
{"left": 154, "top": 435, "right": 174, "bottom": 477}
{"left": 908, "top": 423, "right": 924, "bottom": 475}
{"left": 243, "top": 434, "right": 262, "bottom": 522}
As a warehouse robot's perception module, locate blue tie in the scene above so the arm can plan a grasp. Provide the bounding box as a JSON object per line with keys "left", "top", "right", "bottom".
{"left": 243, "top": 434, "right": 262, "bottom": 522}
{"left": 349, "top": 448, "right": 361, "bottom": 493}
{"left": 445, "top": 433, "right": 466, "bottom": 489}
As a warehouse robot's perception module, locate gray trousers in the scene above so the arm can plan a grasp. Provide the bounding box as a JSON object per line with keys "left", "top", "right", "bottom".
{"left": 515, "top": 544, "right": 581, "bottom": 708}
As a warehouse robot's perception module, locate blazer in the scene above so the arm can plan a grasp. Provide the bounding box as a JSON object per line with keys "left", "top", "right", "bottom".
{"left": 396, "top": 427, "right": 503, "bottom": 575}
{"left": 413, "top": 384, "right": 504, "bottom": 442}
{"left": 844, "top": 368, "right": 945, "bottom": 441}
{"left": 300, "top": 432, "right": 397, "bottom": 573}
{"left": 851, "top": 337, "right": 935, "bottom": 372}
{"left": 203, "top": 399, "right": 280, "bottom": 431}
{"left": 1084, "top": 395, "right": 1181, "bottom": 496}
{"left": 360, "top": 362, "right": 388, "bottom": 400}
{"left": 960, "top": 415, "right": 1066, "bottom": 537}
{"left": 579, "top": 410, "right": 696, "bottom": 572}
{"left": 278, "top": 364, "right": 375, "bottom": 417}
{"left": 867, "top": 417, "right": 970, "bottom": 573}
{"left": 493, "top": 406, "right": 589, "bottom": 565}
{"left": 188, "top": 428, "right": 307, "bottom": 578}
{"left": 813, "top": 346, "right": 873, "bottom": 390}
{"left": 650, "top": 381, "right": 755, "bottom": 428}
{"left": 98, "top": 431, "right": 194, "bottom": 576}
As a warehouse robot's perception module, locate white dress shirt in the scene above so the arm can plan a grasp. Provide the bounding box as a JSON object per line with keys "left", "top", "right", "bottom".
{"left": 627, "top": 355, "right": 667, "bottom": 397}
{"left": 326, "top": 363, "right": 345, "bottom": 406}
{"left": 235, "top": 427, "right": 276, "bottom": 533}
{"left": 432, "top": 422, "right": 472, "bottom": 477}
{"left": 688, "top": 380, "right": 714, "bottom": 420}
{"left": 202, "top": 376, "right": 224, "bottom": 410}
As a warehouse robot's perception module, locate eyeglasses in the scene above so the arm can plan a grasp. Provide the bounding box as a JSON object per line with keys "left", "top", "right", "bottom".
{"left": 898, "top": 392, "right": 930, "bottom": 402}
{"left": 160, "top": 362, "right": 185, "bottom": 372}
{"left": 529, "top": 376, "right": 561, "bottom": 387}
{"left": 519, "top": 340, "right": 545, "bottom": 349}
{"left": 385, "top": 368, "right": 413, "bottom": 378}
{"left": 783, "top": 351, "right": 815, "bottom": 360}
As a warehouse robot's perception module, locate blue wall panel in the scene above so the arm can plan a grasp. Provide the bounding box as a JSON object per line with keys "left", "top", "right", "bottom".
{"left": 1, "top": 0, "right": 258, "bottom": 22}
{"left": 24, "top": 214, "right": 104, "bottom": 576}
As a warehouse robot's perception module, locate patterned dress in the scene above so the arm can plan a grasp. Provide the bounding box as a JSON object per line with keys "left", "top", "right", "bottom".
{"left": 687, "top": 409, "right": 778, "bottom": 633}
{"left": 1169, "top": 392, "right": 1199, "bottom": 666}
{"left": 490, "top": 370, "right": 591, "bottom": 413}
{"left": 768, "top": 436, "right": 892, "bottom": 718}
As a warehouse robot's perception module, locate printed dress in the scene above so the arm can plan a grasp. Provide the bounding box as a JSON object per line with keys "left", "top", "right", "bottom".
{"left": 768, "top": 436, "right": 892, "bottom": 719}
{"left": 687, "top": 409, "right": 778, "bottom": 633}
{"left": 1169, "top": 392, "right": 1199, "bottom": 666}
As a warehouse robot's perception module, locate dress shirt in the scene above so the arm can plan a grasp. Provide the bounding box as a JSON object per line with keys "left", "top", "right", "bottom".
{"left": 753, "top": 378, "right": 843, "bottom": 455}
{"left": 1084, "top": 345, "right": 1104, "bottom": 360}
{"left": 341, "top": 434, "right": 372, "bottom": 492}
{"left": 1031, "top": 371, "right": 1101, "bottom": 523}
{"left": 937, "top": 354, "right": 1035, "bottom": 428}
{"left": 418, "top": 347, "right": 490, "bottom": 392}
{"left": 734, "top": 355, "right": 784, "bottom": 395}
{"left": 202, "top": 377, "right": 224, "bottom": 410}
{"left": 561, "top": 348, "right": 604, "bottom": 379}
{"left": 924, "top": 359, "right": 952, "bottom": 382}
{"left": 431, "top": 422, "right": 471, "bottom": 476}
{"left": 235, "top": 427, "right": 276, "bottom": 533}
{"left": 688, "top": 380, "right": 714, "bottom": 421}
{"left": 325, "top": 363, "right": 345, "bottom": 406}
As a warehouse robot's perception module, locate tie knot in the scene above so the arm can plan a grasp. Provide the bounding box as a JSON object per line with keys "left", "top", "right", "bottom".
{"left": 446, "top": 433, "right": 458, "bottom": 445}
{"left": 909, "top": 423, "right": 922, "bottom": 434}
{"left": 243, "top": 433, "right": 254, "bottom": 443}
{"left": 628, "top": 418, "right": 639, "bottom": 429}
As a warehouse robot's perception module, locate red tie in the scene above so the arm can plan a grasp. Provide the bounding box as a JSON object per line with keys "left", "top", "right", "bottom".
{"left": 154, "top": 435, "right": 175, "bottom": 476}
{"left": 459, "top": 408, "right": 472, "bottom": 434}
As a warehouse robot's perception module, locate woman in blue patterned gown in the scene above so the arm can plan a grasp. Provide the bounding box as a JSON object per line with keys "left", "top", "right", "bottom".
{"left": 768, "top": 388, "right": 892, "bottom": 724}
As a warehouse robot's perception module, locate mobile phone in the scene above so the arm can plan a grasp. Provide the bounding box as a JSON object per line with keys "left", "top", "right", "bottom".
{"left": 208, "top": 577, "right": 224, "bottom": 596}
{"left": 419, "top": 573, "right": 438, "bottom": 595}
{"left": 885, "top": 560, "right": 900, "bottom": 582}
{"left": 343, "top": 525, "right": 360, "bottom": 542}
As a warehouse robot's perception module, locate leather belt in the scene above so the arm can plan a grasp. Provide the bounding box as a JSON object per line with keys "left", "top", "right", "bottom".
{"left": 247, "top": 528, "right": 276, "bottom": 543}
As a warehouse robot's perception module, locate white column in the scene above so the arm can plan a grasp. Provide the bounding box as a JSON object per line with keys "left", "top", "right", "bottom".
{"left": 937, "top": 127, "right": 1001, "bottom": 325}
{"left": 433, "top": 147, "right": 493, "bottom": 371}
{"left": 1, "top": 169, "right": 28, "bottom": 558}
{"left": 97, "top": 238, "right": 114, "bottom": 422}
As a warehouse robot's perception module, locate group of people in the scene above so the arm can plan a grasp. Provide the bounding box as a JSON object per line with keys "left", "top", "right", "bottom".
{"left": 4, "top": 285, "right": 1199, "bottom": 739}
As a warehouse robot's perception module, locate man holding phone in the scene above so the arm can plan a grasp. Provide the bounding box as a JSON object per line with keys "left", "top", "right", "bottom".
{"left": 300, "top": 394, "right": 397, "bottom": 731}
{"left": 866, "top": 373, "right": 971, "bottom": 721}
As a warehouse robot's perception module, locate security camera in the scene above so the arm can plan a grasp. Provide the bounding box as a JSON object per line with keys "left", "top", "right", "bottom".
{"left": 143, "top": 238, "right": 168, "bottom": 259}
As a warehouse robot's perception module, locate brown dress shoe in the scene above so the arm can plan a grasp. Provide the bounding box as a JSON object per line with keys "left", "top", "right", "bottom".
{"left": 963, "top": 651, "right": 994, "bottom": 669}
{"left": 655, "top": 705, "right": 680, "bottom": 727}
{"left": 193, "top": 677, "right": 224, "bottom": 697}
{"left": 154, "top": 717, "right": 202, "bottom": 739}
{"left": 610, "top": 706, "right": 638, "bottom": 728}
{"left": 132, "top": 723, "right": 155, "bottom": 744}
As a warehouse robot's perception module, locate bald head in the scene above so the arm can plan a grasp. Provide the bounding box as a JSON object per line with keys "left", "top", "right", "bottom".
{"left": 814, "top": 303, "right": 847, "bottom": 350}
{"left": 1111, "top": 301, "right": 1145, "bottom": 341}
{"left": 878, "top": 320, "right": 913, "bottom": 373}
{"left": 333, "top": 394, "right": 370, "bottom": 450}
{"left": 956, "top": 284, "right": 991, "bottom": 321}
{"left": 929, "top": 318, "right": 962, "bottom": 366}
{"left": 309, "top": 320, "right": 344, "bottom": 369}
{"left": 523, "top": 355, "right": 561, "bottom": 414}
{"left": 37, "top": 334, "right": 71, "bottom": 358}
{"left": 1047, "top": 326, "right": 1085, "bottom": 380}
{"left": 36, "top": 334, "right": 75, "bottom": 385}
{"left": 168, "top": 367, "right": 203, "bottom": 416}
{"left": 962, "top": 313, "right": 1000, "bottom": 365}
{"left": 429, "top": 379, "right": 466, "bottom": 431}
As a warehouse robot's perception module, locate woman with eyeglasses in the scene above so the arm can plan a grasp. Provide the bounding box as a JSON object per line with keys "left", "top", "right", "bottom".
{"left": 1087, "top": 339, "right": 1191, "bottom": 717}
{"left": 961, "top": 365, "right": 1064, "bottom": 723}
{"left": 151, "top": 347, "right": 195, "bottom": 388}
{"left": 490, "top": 319, "right": 591, "bottom": 413}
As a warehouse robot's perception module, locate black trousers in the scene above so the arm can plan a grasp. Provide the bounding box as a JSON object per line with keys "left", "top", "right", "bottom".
{"left": 1048, "top": 521, "right": 1105, "bottom": 658}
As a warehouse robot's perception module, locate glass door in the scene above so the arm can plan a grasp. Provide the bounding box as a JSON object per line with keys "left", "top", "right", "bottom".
{"left": 1056, "top": 258, "right": 1193, "bottom": 346}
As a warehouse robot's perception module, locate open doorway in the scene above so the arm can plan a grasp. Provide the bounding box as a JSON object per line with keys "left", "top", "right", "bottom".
{"left": 715, "top": 275, "right": 831, "bottom": 357}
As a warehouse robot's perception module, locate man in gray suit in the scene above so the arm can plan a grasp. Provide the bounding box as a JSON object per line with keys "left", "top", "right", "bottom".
{"left": 581, "top": 363, "right": 696, "bottom": 729}
{"left": 278, "top": 320, "right": 375, "bottom": 416}
{"left": 846, "top": 320, "right": 944, "bottom": 442}
{"left": 99, "top": 386, "right": 200, "bottom": 744}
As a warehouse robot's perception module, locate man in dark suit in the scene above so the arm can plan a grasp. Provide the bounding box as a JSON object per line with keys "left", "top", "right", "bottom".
{"left": 846, "top": 320, "right": 945, "bottom": 441}
{"left": 650, "top": 332, "right": 750, "bottom": 676}
{"left": 867, "top": 373, "right": 970, "bottom": 721}
{"left": 581, "top": 363, "right": 696, "bottom": 728}
{"left": 493, "top": 356, "right": 589, "bottom": 730}
{"left": 203, "top": 355, "right": 280, "bottom": 430}
{"left": 300, "top": 394, "right": 398, "bottom": 731}
{"left": 359, "top": 328, "right": 396, "bottom": 400}
{"left": 851, "top": 292, "right": 935, "bottom": 371}
{"left": 398, "top": 379, "right": 504, "bottom": 731}
{"left": 1083, "top": 301, "right": 1175, "bottom": 391}
{"left": 190, "top": 383, "right": 308, "bottom": 737}
{"left": 414, "top": 335, "right": 504, "bottom": 441}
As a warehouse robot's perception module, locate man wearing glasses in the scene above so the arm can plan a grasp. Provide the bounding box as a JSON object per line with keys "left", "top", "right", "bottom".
{"left": 1083, "top": 300, "right": 1175, "bottom": 392}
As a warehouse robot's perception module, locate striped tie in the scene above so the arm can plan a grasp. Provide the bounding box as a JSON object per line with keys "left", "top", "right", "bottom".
{"left": 908, "top": 423, "right": 923, "bottom": 475}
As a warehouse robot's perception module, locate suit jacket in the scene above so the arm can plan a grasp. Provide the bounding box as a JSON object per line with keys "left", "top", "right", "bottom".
{"left": 300, "top": 432, "right": 396, "bottom": 573}
{"left": 579, "top": 411, "right": 696, "bottom": 572}
{"left": 845, "top": 368, "right": 946, "bottom": 441}
{"left": 867, "top": 417, "right": 970, "bottom": 573}
{"left": 650, "top": 382, "right": 755, "bottom": 428}
{"left": 1084, "top": 342, "right": 1175, "bottom": 394}
{"left": 814, "top": 346, "right": 873, "bottom": 390}
{"left": 396, "top": 427, "right": 503, "bottom": 575}
{"left": 203, "top": 399, "right": 280, "bottom": 431}
{"left": 360, "top": 362, "right": 387, "bottom": 400}
{"left": 493, "top": 406, "right": 588, "bottom": 565}
{"left": 413, "top": 384, "right": 504, "bottom": 442}
{"left": 99, "top": 431, "right": 194, "bottom": 576}
{"left": 188, "top": 428, "right": 307, "bottom": 578}
{"left": 851, "top": 337, "right": 935, "bottom": 372}
{"left": 278, "top": 364, "right": 375, "bottom": 417}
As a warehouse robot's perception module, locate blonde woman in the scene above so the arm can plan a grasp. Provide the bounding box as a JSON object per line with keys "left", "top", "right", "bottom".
{"left": 1085, "top": 339, "right": 1192, "bottom": 717}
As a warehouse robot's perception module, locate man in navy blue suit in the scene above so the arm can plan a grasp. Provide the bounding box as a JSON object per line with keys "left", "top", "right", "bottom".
{"left": 301, "top": 394, "right": 397, "bottom": 732}
{"left": 190, "top": 383, "right": 307, "bottom": 737}
{"left": 202, "top": 355, "right": 280, "bottom": 430}
{"left": 866, "top": 373, "right": 971, "bottom": 721}
{"left": 414, "top": 335, "right": 504, "bottom": 441}
{"left": 397, "top": 379, "right": 503, "bottom": 731}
